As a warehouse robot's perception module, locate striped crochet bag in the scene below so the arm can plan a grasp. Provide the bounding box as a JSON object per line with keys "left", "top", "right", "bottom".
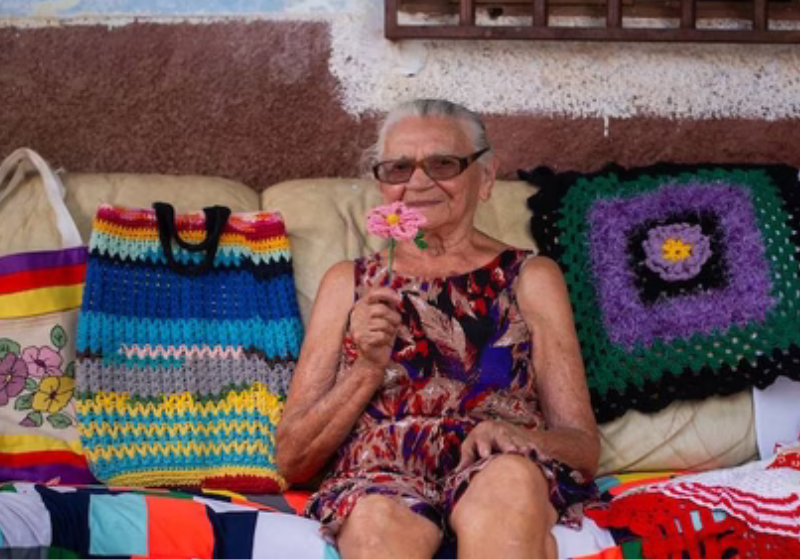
{"left": 75, "top": 203, "right": 304, "bottom": 493}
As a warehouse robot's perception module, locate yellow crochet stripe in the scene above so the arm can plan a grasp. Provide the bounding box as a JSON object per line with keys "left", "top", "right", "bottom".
{"left": 81, "top": 418, "right": 282, "bottom": 439}
{"left": 107, "top": 466, "right": 287, "bottom": 492}
{"left": 76, "top": 384, "right": 283, "bottom": 423}
{"left": 92, "top": 219, "right": 291, "bottom": 251}
{"left": 0, "top": 284, "right": 83, "bottom": 319}
{"left": 82, "top": 440, "right": 277, "bottom": 463}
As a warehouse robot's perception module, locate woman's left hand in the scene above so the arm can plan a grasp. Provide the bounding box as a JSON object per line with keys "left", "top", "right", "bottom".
{"left": 456, "top": 420, "right": 541, "bottom": 471}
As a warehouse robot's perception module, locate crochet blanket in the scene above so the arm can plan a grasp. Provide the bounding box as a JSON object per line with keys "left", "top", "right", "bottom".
{"left": 587, "top": 446, "right": 800, "bottom": 558}
{"left": 0, "top": 483, "right": 336, "bottom": 559}
{"left": 75, "top": 205, "right": 304, "bottom": 492}
{"left": 522, "top": 163, "right": 800, "bottom": 422}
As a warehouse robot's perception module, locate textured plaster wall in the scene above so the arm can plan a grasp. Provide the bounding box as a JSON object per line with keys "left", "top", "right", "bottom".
{"left": 2, "top": 0, "right": 800, "bottom": 122}
{"left": 0, "top": 0, "right": 798, "bottom": 187}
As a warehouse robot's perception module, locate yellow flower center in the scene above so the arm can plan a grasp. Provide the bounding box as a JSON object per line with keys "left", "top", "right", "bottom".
{"left": 662, "top": 238, "right": 693, "bottom": 262}
{"left": 386, "top": 213, "right": 401, "bottom": 226}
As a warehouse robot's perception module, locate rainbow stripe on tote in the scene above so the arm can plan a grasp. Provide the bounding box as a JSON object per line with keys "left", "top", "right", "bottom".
{"left": 75, "top": 205, "right": 303, "bottom": 493}
{"left": 0, "top": 247, "right": 86, "bottom": 319}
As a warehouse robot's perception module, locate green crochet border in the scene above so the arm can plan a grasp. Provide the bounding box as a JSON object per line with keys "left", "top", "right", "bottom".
{"left": 558, "top": 168, "right": 800, "bottom": 396}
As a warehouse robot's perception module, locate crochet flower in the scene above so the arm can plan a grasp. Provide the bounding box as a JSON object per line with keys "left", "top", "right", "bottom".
{"left": 0, "top": 354, "right": 27, "bottom": 406}
{"left": 643, "top": 223, "right": 712, "bottom": 282}
{"left": 367, "top": 202, "right": 428, "bottom": 281}
{"left": 21, "top": 346, "right": 63, "bottom": 378}
{"left": 367, "top": 202, "right": 427, "bottom": 242}
{"left": 31, "top": 375, "right": 74, "bottom": 414}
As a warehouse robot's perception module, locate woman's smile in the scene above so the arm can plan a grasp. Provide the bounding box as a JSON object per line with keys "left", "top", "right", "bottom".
{"left": 404, "top": 199, "right": 443, "bottom": 208}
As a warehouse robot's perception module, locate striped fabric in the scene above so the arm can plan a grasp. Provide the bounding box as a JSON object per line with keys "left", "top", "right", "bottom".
{"left": 75, "top": 205, "right": 304, "bottom": 493}
{"left": 0, "top": 247, "right": 95, "bottom": 484}
{"left": 0, "top": 247, "right": 86, "bottom": 319}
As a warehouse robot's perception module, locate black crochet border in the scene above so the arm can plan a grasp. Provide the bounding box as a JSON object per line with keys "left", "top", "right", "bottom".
{"left": 520, "top": 162, "right": 800, "bottom": 423}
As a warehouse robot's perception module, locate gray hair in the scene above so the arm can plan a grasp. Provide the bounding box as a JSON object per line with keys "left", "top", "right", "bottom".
{"left": 364, "top": 99, "right": 493, "bottom": 173}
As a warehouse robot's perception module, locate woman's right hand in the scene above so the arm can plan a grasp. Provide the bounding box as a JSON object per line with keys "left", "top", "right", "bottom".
{"left": 349, "top": 285, "right": 403, "bottom": 372}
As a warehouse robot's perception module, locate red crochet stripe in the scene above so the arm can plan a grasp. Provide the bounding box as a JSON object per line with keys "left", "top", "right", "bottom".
{"left": 95, "top": 207, "right": 287, "bottom": 238}
{"left": 662, "top": 483, "right": 800, "bottom": 536}
{"left": 587, "top": 493, "right": 800, "bottom": 559}
{"left": 202, "top": 474, "right": 284, "bottom": 495}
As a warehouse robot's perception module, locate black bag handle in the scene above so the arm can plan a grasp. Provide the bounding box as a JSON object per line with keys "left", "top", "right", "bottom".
{"left": 153, "top": 202, "right": 232, "bottom": 276}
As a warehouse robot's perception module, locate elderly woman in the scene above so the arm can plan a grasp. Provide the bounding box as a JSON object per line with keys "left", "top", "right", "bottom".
{"left": 276, "top": 99, "right": 599, "bottom": 559}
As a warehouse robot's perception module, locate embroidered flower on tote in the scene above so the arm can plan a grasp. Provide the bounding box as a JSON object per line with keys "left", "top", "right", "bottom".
{"left": 22, "top": 346, "right": 63, "bottom": 378}
{"left": 367, "top": 202, "right": 428, "bottom": 281}
{"left": 0, "top": 353, "right": 27, "bottom": 406}
{"left": 0, "top": 326, "right": 76, "bottom": 429}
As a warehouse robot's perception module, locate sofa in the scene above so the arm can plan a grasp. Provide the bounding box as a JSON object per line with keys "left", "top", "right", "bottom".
{"left": 0, "top": 165, "right": 770, "bottom": 557}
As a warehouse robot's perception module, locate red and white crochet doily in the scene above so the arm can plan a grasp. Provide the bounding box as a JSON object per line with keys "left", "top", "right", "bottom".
{"left": 635, "top": 457, "right": 800, "bottom": 539}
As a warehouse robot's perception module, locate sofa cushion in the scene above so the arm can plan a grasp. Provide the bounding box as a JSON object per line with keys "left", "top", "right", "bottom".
{"left": 259, "top": 178, "right": 535, "bottom": 325}
{"left": 0, "top": 171, "right": 760, "bottom": 477}
{"left": 0, "top": 173, "right": 260, "bottom": 256}
{"left": 262, "top": 177, "right": 757, "bottom": 475}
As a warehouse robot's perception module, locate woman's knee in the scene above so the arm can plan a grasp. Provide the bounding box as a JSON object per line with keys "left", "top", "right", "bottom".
{"left": 338, "top": 495, "right": 441, "bottom": 558}
{"left": 451, "top": 455, "right": 555, "bottom": 533}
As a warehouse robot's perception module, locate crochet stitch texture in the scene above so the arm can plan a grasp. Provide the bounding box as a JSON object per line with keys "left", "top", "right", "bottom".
{"left": 75, "top": 205, "right": 303, "bottom": 492}
{"left": 522, "top": 164, "right": 800, "bottom": 423}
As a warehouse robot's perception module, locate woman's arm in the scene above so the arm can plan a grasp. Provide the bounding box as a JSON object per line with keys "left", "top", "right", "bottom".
{"left": 275, "top": 261, "right": 400, "bottom": 484}
{"left": 517, "top": 256, "right": 600, "bottom": 479}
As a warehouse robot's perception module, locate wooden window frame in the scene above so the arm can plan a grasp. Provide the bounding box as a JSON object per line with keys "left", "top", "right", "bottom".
{"left": 387, "top": 0, "right": 800, "bottom": 42}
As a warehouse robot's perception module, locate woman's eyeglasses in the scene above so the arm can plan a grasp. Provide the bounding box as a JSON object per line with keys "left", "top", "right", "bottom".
{"left": 373, "top": 148, "right": 489, "bottom": 185}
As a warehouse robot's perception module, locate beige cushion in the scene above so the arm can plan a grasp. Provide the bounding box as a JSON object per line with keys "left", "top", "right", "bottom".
{"left": 599, "top": 391, "right": 756, "bottom": 474}
{"left": 0, "top": 173, "right": 260, "bottom": 254}
{"left": 263, "top": 177, "right": 757, "bottom": 475}
{"left": 260, "top": 179, "right": 535, "bottom": 324}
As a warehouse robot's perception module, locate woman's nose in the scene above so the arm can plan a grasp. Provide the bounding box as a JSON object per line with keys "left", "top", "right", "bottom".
{"left": 406, "top": 165, "right": 433, "bottom": 189}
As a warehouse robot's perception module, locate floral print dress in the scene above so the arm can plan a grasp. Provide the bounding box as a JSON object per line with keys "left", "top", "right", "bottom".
{"left": 306, "top": 248, "right": 596, "bottom": 538}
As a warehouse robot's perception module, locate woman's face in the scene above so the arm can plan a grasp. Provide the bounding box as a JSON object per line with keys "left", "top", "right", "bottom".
{"left": 378, "top": 116, "right": 495, "bottom": 234}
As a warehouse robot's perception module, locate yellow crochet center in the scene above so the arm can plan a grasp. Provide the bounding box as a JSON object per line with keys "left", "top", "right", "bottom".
{"left": 662, "top": 238, "right": 693, "bottom": 262}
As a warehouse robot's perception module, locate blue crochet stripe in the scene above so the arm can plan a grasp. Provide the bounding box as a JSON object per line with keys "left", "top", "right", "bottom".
{"left": 81, "top": 259, "right": 300, "bottom": 321}
{"left": 90, "top": 231, "right": 292, "bottom": 266}
{"left": 78, "top": 407, "right": 276, "bottom": 428}
{"left": 87, "top": 442, "right": 279, "bottom": 482}
{"left": 77, "top": 313, "right": 303, "bottom": 359}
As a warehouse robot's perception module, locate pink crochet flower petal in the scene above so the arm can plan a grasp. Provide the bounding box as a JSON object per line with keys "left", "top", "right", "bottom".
{"left": 366, "top": 202, "right": 427, "bottom": 241}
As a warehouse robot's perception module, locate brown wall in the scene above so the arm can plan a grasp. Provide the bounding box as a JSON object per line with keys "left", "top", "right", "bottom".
{"left": 1, "top": 21, "right": 799, "bottom": 191}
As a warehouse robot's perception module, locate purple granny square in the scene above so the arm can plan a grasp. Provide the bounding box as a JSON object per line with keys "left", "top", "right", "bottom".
{"left": 588, "top": 182, "right": 774, "bottom": 349}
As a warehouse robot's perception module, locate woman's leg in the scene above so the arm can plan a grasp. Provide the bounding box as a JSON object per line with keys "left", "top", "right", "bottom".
{"left": 337, "top": 495, "right": 443, "bottom": 559}
{"left": 449, "top": 455, "right": 559, "bottom": 559}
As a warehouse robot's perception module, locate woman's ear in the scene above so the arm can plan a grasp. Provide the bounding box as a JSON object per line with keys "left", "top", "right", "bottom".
{"left": 478, "top": 156, "right": 499, "bottom": 202}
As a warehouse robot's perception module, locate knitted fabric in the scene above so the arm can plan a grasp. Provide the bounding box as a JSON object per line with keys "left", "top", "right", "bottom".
{"left": 587, "top": 493, "right": 800, "bottom": 559}
{"left": 75, "top": 205, "right": 304, "bottom": 493}
{"left": 641, "top": 457, "right": 800, "bottom": 539}
{"left": 521, "top": 163, "right": 800, "bottom": 423}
